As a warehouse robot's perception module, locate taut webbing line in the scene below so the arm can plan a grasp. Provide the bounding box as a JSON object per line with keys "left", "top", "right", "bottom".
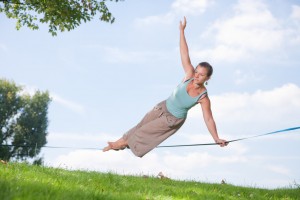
{"left": 157, "top": 126, "right": 300, "bottom": 148}
{"left": 0, "top": 126, "right": 299, "bottom": 150}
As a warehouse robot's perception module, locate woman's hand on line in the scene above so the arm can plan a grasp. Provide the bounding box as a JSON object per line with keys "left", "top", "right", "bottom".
{"left": 215, "top": 138, "right": 228, "bottom": 147}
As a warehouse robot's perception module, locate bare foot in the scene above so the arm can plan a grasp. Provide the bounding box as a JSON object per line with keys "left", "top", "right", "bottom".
{"left": 102, "top": 139, "right": 128, "bottom": 152}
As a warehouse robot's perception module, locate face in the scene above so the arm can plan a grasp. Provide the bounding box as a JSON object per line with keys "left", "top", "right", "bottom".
{"left": 194, "top": 66, "right": 210, "bottom": 84}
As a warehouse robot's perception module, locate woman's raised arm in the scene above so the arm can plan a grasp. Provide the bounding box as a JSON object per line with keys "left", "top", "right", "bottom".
{"left": 179, "top": 17, "right": 194, "bottom": 81}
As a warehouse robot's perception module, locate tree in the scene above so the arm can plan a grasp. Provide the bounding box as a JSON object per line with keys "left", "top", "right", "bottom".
{"left": 0, "top": 0, "right": 120, "bottom": 36}
{"left": 0, "top": 79, "right": 51, "bottom": 162}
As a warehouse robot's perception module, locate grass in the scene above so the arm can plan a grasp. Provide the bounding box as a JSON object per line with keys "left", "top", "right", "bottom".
{"left": 0, "top": 162, "right": 299, "bottom": 200}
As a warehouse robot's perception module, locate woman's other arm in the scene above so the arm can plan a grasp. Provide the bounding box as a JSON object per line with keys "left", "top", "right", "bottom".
{"left": 199, "top": 96, "right": 227, "bottom": 147}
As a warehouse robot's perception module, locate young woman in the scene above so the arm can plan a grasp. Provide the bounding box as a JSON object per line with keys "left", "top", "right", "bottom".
{"left": 103, "top": 17, "right": 228, "bottom": 157}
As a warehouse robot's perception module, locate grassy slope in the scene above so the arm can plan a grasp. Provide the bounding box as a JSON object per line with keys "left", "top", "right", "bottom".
{"left": 0, "top": 162, "right": 299, "bottom": 200}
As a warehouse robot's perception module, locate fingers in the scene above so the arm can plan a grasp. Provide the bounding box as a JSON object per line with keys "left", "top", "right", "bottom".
{"left": 179, "top": 16, "right": 187, "bottom": 29}
{"left": 222, "top": 141, "right": 228, "bottom": 147}
{"left": 182, "top": 16, "right": 187, "bottom": 26}
{"left": 216, "top": 139, "right": 228, "bottom": 147}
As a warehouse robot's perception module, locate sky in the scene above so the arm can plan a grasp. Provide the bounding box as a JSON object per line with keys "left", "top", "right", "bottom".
{"left": 1, "top": 0, "right": 300, "bottom": 189}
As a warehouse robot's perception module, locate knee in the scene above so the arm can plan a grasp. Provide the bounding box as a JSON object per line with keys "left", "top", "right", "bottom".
{"left": 134, "top": 151, "right": 145, "bottom": 158}
{"left": 131, "top": 149, "right": 145, "bottom": 158}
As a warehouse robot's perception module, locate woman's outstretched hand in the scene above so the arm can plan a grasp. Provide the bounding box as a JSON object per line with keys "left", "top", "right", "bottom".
{"left": 215, "top": 138, "right": 228, "bottom": 147}
{"left": 179, "top": 16, "right": 187, "bottom": 31}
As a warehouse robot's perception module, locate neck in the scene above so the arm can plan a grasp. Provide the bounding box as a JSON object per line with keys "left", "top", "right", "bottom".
{"left": 192, "top": 80, "right": 204, "bottom": 89}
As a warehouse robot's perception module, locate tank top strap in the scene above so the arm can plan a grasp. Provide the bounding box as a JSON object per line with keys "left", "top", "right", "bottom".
{"left": 196, "top": 90, "right": 208, "bottom": 102}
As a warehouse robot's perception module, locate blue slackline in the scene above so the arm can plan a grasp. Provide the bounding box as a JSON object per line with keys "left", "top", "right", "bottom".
{"left": 156, "top": 126, "right": 300, "bottom": 148}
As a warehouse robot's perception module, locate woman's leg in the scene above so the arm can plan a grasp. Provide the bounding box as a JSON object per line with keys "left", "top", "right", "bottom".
{"left": 102, "top": 102, "right": 165, "bottom": 152}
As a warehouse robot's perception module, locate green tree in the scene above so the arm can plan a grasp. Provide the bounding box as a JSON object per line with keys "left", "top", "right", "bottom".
{"left": 0, "top": 0, "right": 120, "bottom": 36}
{"left": 0, "top": 79, "right": 51, "bottom": 162}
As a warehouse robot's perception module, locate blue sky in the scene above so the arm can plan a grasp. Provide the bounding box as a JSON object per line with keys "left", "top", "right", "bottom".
{"left": 1, "top": 0, "right": 300, "bottom": 189}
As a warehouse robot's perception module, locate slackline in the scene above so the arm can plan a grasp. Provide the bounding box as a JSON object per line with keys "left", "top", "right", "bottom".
{"left": 157, "top": 126, "right": 300, "bottom": 148}
{"left": 0, "top": 126, "right": 299, "bottom": 150}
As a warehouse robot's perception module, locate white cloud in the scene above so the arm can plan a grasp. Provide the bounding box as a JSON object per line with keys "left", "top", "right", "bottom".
{"left": 196, "top": 0, "right": 300, "bottom": 62}
{"left": 234, "top": 69, "right": 263, "bottom": 85}
{"left": 52, "top": 150, "right": 168, "bottom": 175}
{"left": 163, "top": 151, "right": 247, "bottom": 172}
{"left": 289, "top": 5, "right": 300, "bottom": 44}
{"left": 15, "top": 84, "right": 86, "bottom": 116}
{"left": 198, "top": 0, "right": 285, "bottom": 62}
{"left": 191, "top": 45, "right": 250, "bottom": 62}
{"left": 134, "top": 0, "right": 213, "bottom": 28}
{"left": 291, "top": 5, "right": 300, "bottom": 20}
{"left": 266, "top": 165, "right": 290, "bottom": 176}
{"left": 47, "top": 131, "right": 113, "bottom": 145}
{"left": 134, "top": 12, "right": 175, "bottom": 28}
{"left": 51, "top": 93, "right": 86, "bottom": 114}
{"left": 50, "top": 149, "right": 247, "bottom": 179}
{"left": 171, "top": 0, "right": 214, "bottom": 15}
{"left": 188, "top": 83, "right": 300, "bottom": 130}
{"left": 19, "top": 85, "right": 85, "bottom": 115}
{"left": 219, "top": 0, "right": 282, "bottom": 51}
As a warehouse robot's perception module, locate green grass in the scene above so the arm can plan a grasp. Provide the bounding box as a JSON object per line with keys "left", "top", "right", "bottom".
{"left": 0, "top": 162, "right": 299, "bottom": 200}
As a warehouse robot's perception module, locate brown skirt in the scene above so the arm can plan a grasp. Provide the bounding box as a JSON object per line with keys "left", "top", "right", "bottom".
{"left": 122, "top": 100, "right": 186, "bottom": 157}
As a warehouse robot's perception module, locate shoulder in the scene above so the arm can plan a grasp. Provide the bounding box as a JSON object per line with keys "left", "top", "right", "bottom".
{"left": 198, "top": 93, "right": 209, "bottom": 105}
{"left": 199, "top": 95, "right": 211, "bottom": 113}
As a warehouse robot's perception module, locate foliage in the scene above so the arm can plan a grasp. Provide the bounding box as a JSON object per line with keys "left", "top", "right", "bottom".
{"left": 0, "top": 0, "right": 120, "bottom": 36}
{"left": 0, "top": 79, "right": 51, "bottom": 161}
{"left": 0, "top": 162, "right": 299, "bottom": 200}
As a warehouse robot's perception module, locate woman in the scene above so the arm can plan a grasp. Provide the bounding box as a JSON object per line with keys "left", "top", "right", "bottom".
{"left": 103, "top": 17, "right": 227, "bottom": 157}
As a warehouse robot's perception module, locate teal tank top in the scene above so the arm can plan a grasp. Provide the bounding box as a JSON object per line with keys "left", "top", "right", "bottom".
{"left": 166, "top": 79, "right": 207, "bottom": 118}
